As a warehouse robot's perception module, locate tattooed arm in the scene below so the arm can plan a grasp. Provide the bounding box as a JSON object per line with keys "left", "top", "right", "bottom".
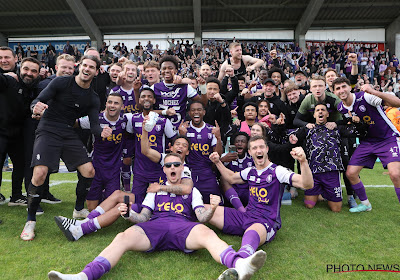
{"left": 147, "top": 177, "right": 193, "bottom": 195}
{"left": 118, "top": 203, "right": 152, "bottom": 224}
{"left": 195, "top": 194, "right": 221, "bottom": 223}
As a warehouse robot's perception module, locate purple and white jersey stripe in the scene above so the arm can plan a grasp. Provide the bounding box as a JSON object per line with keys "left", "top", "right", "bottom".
{"left": 152, "top": 82, "right": 198, "bottom": 129}
{"left": 79, "top": 113, "right": 127, "bottom": 168}
{"left": 337, "top": 91, "right": 400, "bottom": 142}
{"left": 142, "top": 186, "right": 204, "bottom": 222}
{"left": 110, "top": 86, "right": 139, "bottom": 114}
{"left": 186, "top": 122, "right": 217, "bottom": 171}
{"left": 240, "top": 163, "right": 294, "bottom": 229}
{"left": 224, "top": 152, "right": 254, "bottom": 192}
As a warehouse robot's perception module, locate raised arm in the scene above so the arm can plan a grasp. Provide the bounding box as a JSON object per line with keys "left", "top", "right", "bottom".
{"left": 243, "top": 55, "right": 264, "bottom": 72}
{"left": 209, "top": 152, "right": 245, "bottom": 185}
{"left": 195, "top": 194, "right": 221, "bottom": 223}
{"left": 141, "top": 117, "right": 162, "bottom": 163}
{"left": 289, "top": 147, "right": 313, "bottom": 189}
{"left": 361, "top": 84, "right": 400, "bottom": 108}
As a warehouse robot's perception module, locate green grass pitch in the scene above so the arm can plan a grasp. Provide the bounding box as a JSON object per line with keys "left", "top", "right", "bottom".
{"left": 1, "top": 163, "right": 399, "bottom": 280}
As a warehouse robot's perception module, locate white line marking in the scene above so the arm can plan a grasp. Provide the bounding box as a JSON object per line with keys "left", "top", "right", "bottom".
{"left": 2, "top": 179, "right": 78, "bottom": 187}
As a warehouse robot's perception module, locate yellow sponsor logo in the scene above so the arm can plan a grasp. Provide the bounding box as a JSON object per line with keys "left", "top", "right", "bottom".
{"left": 191, "top": 143, "right": 210, "bottom": 155}
{"left": 249, "top": 186, "right": 269, "bottom": 204}
{"left": 157, "top": 202, "right": 184, "bottom": 213}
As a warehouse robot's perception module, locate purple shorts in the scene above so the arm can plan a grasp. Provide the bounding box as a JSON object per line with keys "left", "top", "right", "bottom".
{"left": 222, "top": 207, "right": 277, "bottom": 244}
{"left": 304, "top": 171, "right": 342, "bottom": 202}
{"left": 136, "top": 217, "right": 200, "bottom": 253}
{"left": 349, "top": 137, "right": 400, "bottom": 168}
{"left": 132, "top": 174, "right": 162, "bottom": 205}
{"left": 86, "top": 165, "right": 121, "bottom": 201}
{"left": 192, "top": 170, "right": 222, "bottom": 204}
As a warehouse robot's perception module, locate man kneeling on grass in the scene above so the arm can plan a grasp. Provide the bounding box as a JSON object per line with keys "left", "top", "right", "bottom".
{"left": 48, "top": 153, "right": 266, "bottom": 280}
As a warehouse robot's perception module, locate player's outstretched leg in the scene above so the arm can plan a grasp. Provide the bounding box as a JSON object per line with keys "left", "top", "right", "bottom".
{"left": 234, "top": 250, "right": 267, "bottom": 280}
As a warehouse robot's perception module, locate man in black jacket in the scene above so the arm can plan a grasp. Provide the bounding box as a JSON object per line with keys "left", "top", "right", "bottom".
{"left": 203, "top": 77, "right": 232, "bottom": 145}
{"left": 0, "top": 53, "right": 40, "bottom": 208}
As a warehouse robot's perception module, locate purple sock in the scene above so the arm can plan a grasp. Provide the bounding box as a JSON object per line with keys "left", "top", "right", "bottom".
{"left": 82, "top": 256, "right": 111, "bottom": 280}
{"left": 351, "top": 181, "right": 368, "bottom": 201}
{"left": 121, "top": 164, "right": 131, "bottom": 192}
{"left": 395, "top": 188, "right": 400, "bottom": 203}
{"left": 87, "top": 210, "right": 101, "bottom": 220}
{"left": 225, "top": 188, "right": 246, "bottom": 213}
{"left": 238, "top": 230, "right": 260, "bottom": 258}
{"left": 220, "top": 246, "right": 239, "bottom": 268}
{"left": 81, "top": 219, "right": 98, "bottom": 235}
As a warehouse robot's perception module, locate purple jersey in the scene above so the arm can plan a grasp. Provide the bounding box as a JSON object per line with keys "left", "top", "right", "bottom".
{"left": 126, "top": 112, "right": 176, "bottom": 181}
{"left": 224, "top": 152, "right": 254, "bottom": 204}
{"left": 152, "top": 82, "right": 198, "bottom": 129}
{"left": 110, "top": 86, "right": 140, "bottom": 114}
{"left": 142, "top": 186, "right": 204, "bottom": 222}
{"left": 240, "top": 163, "right": 294, "bottom": 229}
{"left": 186, "top": 122, "right": 217, "bottom": 171}
{"left": 79, "top": 113, "right": 127, "bottom": 169}
{"left": 337, "top": 91, "right": 400, "bottom": 142}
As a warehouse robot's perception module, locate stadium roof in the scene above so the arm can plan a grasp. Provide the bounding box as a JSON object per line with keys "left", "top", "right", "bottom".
{"left": 0, "top": 0, "right": 399, "bottom": 38}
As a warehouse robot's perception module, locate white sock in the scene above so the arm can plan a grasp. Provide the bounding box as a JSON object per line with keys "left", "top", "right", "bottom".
{"left": 360, "top": 199, "right": 370, "bottom": 206}
{"left": 93, "top": 217, "right": 101, "bottom": 230}
{"left": 71, "top": 224, "right": 84, "bottom": 240}
{"left": 94, "top": 206, "right": 105, "bottom": 215}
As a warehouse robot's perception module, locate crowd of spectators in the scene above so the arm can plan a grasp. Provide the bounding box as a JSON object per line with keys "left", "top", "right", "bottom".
{"left": 14, "top": 38, "right": 400, "bottom": 95}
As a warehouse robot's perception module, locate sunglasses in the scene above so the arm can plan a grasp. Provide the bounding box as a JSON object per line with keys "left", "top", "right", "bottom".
{"left": 164, "top": 162, "right": 182, "bottom": 168}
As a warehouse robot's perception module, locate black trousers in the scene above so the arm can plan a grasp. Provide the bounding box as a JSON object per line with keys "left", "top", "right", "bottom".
{"left": 0, "top": 129, "right": 25, "bottom": 198}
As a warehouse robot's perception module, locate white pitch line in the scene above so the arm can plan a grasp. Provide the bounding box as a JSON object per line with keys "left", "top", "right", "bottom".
{"left": 2, "top": 179, "right": 78, "bottom": 187}
{"left": 1, "top": 179, "right": 393, "bottom": 188}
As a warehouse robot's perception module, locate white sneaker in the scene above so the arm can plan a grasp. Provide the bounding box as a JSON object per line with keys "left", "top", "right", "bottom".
{"left": 73, "top": 209, "right": 90, "bottom": 219}
{"left": 48, "top": 271, "right": 88, "bottom": 280}
{"left": 54, "top": 216, "right": 83, "bottom": 241}
{"left": 20, "top": 221, "right": 36, "bottom": 241}
{"left": 235, "top": 250, "right": 267, "bottom": 280}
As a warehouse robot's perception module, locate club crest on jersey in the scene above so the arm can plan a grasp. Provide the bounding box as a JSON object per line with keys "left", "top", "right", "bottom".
{"left": 128, "top": 96, "right": 133, "bottom": 101}
{"left": 208, "top": 133, "right": 212, "bottom": 139}
{"left": 247, "top": 162, "right": 253, "bottom": 167}
{"left": 155, "top": 124, "right": 162, "bottom": 132}
{"left": 121, "top": 122, "right": 126, "bottom": 129}
{"left": 266, "top": 174, "right": 273, "bottom": 183}
{"left": 182, "top": 195, "right": 189, "bottom": 199}
{"left": 359, "top": 105, "right": 366, "bottom": 112}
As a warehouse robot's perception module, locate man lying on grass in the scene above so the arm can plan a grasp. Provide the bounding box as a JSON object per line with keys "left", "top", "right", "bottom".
{"left": 208, "top": 137, "right": 313, "bottom": 265}
{"left": 48, "top": 153, "right": 266, "bottom": 280}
